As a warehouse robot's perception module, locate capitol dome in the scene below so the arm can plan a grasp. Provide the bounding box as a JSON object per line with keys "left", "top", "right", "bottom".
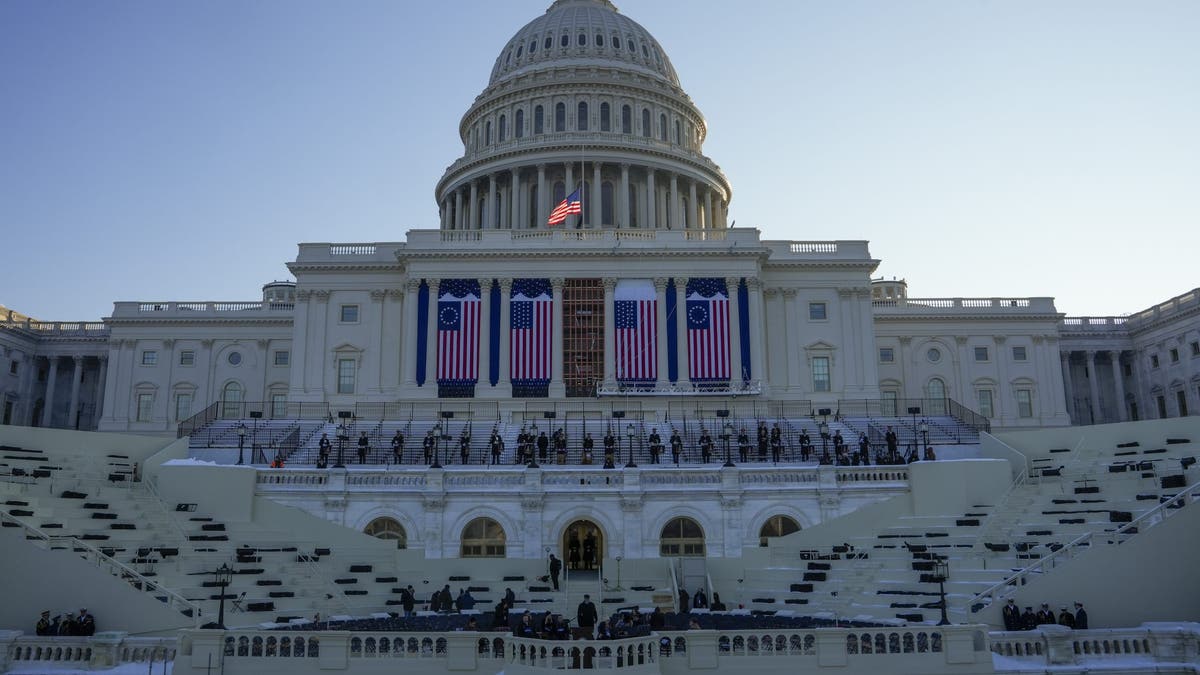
{"left": 434, "top": 0, "right": 731, "bottom": 233}
{"left": 488, "top": 0, "right": 680, "bottom": 88}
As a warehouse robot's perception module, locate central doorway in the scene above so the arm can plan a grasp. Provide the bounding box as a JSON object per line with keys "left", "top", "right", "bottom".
{"left": 562, "top": 519, "right": 603, "bottom": 573}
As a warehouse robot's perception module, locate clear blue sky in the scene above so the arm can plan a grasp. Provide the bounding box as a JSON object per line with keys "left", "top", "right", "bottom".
{"left": 2, "top": 0, "right": 1197, "bottom": 320}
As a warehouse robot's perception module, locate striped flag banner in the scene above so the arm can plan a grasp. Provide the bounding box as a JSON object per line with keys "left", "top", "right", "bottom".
{"left": 686, "top": 278, "right": 730, "bottom": 381}
{"left": 510, "top": 278, "right": 552, "bottom": 384}
{"left": 437, "top": 279, "right": 481, "bottom": 384}
{"left": 614, "top": 279, "right": 657, "bottom": 382}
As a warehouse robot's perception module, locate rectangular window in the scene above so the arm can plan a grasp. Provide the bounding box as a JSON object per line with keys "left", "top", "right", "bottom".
{"left": 879, "top": 347, "right": 894, "bottom": 363}
{"left": 8, "top": 360, "right": 16, "bottom": 375}
{"left": 340, "top": 305, "right": 359, "bottom": 323}
{"left": 136, "top": 393, "right": 154, "bottom": 422}
{"left": 977, "top": 390, "right": 994, "bottom": 418}
{"left": 809, "top": 302, "right": 827, "bottom": 321}
{"left": 1192, "top": 341, "right": 1200, "bottom": 357}
{"left": 337, "top": 359, "right": 356, "bottom": 394}
{"left": 273, "top": 350, "right": 290, "bottom": 366}
{"left": 1016, "top": 389, "right": 1033, "bottom": 418}
{"left": 881, "top": 391, "right": 898, "bottom": 416}
{"left": 974, "top": 346, "right": 989, "bottom": 362}
{"left": 141, "top": 350, "right": 158, "bottom": 366}
{"left": 174, "top": 393, "right": 192, "bottom": 422}
{"left": 1157, "top": 395, "right": 1167, "bottom": 418}
{"left": 812, "top": 356, "right": 830, "bottom": 392}
{"left": 1177, "top": 390, "right": 1189, "bottom": 416}
{"left": 271, "top": 394, "right": 288, "bottom": 418}
{"left": 178, "top": 350, "right": 195, "bottom": 366}
{"left": 1151, "top": 355, "right": 1160, "bottom": 369}
{"left": 1012, "top": 346, "right": 1027, "bottom": 361}
{"left": 1169, "top": 348, "right": 1179, "bottom": 363}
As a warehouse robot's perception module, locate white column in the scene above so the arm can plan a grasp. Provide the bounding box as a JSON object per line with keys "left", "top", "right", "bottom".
{"left": 382, "top": 288, "right": 403, "bottom": 396}
{"left": 725, "top": 277, "right": 743, "bottom": 386}
{"left": 510, "top": 169, "right": 521, "bottom": 230}
{"left": 67, "top": 355, "right": 84, "bottom": 429}
{"left": 402, "top": 280, "right": 421, "bottom": 388}
{"left": 565, "top": 163, "right": 574, "bottom": 195}
{"left": 619, "top": 164, "right": 630, "bottom": 228}
{"left": 669, "top": 174, "right": 680, "bottom": 229}
{"left": 94, "top": 355, "right": 109, "bottom": 429}
{"left": 704, "top": 189, "right": 713, "bottom": 230}
{"left": 592, "top": 162, "right": 602, "bottom": 228}
{"left": 747, "top": 279, "right": 766, "bottom": 391}
{"left": 439, "top": 199, "right": 448, "bottom": 229}
{"left": 478, "top": 278, "right": 493, "bottom": 391}
{"left": 994, "top": 335, "right": 1010, "bottom": 419}
{"left": 1110, "top": 350, "right": 1127, "bottom": 422}
{"left": 675, "top": 277, "right": 689, "bottom": 383}
{"left": 1087, "top": 350, "right": 1102, "bottom": 424}
{"left": 645, "top": 169, "right": 657, "bottom": 230}
{"left": 487, "top": 174, "right": 498, "bottom": 229}
{"left": 454, "top": 189, "right": 464, "bottom": 230}
{"left": 498, "top": 279, "right": 513, "bottom": 389}
{"left": 602, "top": 278, "right": 616, "bottom": 385}
{"left": 425, "top": 279, "right": 440, "bottom": 390}
{"left": 368, "top": 290, "right": 386, "bottom": 395}
{"left": 782, "top": 289, "right": 799, "bottom": 391}
{"left": 1060, "top": 352, "right": 1076, "bottom": 422}
{"left": 688, "top": 180, "right": 699, "bottom": 231}
{"left": 42, "top": 356, "right": 59, "bottom": 427}
{"left": 18, "top": 353, "right": 36, "bottom": 425}
{"left": 468, "top": 181, "right": 479, "bottom": 229}
{"left": 654, "top": 277, "right": 668, "bottom": 389}
{"left": 537, "top": 164, "right": 548, "bottom": 228}
{"left": 550, "top": 278, "right": 565, "bottom": 397}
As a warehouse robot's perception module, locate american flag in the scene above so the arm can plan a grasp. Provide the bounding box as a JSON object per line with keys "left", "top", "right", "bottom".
{"left": 510, "top": 278, "right": 552, "bottom": 383}
{"left": 547, "top": 188, "right": 582, "bottom": 226}
{"left": 686, "top": 278, "right": 730, "bottom": 381}
{"left": 437, "top": 279, "right": 481, "bottom": 383}
{"left": 614, "top": 279, "right": 657, "bottom": 381}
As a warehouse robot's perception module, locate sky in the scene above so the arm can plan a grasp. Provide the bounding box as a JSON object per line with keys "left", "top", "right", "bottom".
{"left": 1, "top": 0, "right": 1197, "bottom": 321}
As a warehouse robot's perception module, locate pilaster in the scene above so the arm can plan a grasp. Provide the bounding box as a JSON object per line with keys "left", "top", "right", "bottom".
{"left": 549, "top": 278, "right": 565, "bottom": 397}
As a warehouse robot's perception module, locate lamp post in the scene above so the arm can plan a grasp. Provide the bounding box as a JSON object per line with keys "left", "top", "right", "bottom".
{"left": 932, "top": 554, "right": 950, "bottom": 625}
{"left": 818, "top": 420, "right": 830, "bottom": 463}
{"left": 625, "top": 423, "right": 637, "bottom": 468}
{"left": 430, "top": 422, "right": 443, "bottom": 469}
{"left": 910, "top": 407, "right": 920, "bottom": 457}
{"left": 527, "top": 422, "right": 539, "bottom": 468}
{"left": 613, "top": 555, "right": 624, "bottom": 591}
{"left": 236, "top": 423, "right": 247, "bottom": 465}
{"left": 335, "top": 423, "right": 347, "bottom": 469}
{"left": 722, "top": 421, "right": 735, "bottom": 468}
{"left": 213, "top": 563, "right": 233, "bottom": 629}
{"left": 919, "top": 420, "right": 929, "bottom": 457}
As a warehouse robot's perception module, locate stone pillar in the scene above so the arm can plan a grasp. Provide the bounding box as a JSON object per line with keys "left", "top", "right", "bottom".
{"left": 42, "top": 356, "right": 59, "bottom": 427}
{"left": 510, "top": 169, "right": 521, "bottom": 230}
{"left": 669, "top": 174, "right": 680, "bottom": 229}
{"left": 367, "top": 290, "right": 387, "bottom": 395}
{"left": 498, "top": 279, "right": 513, "bottom": 388}
{"left": 653, "top": 277, "right": 669, "bottom": 389}
{"left": 645, "top": 169, "right": 656, "bottom": 230}
{"left": 602, "top": 278, "right": 616, "bottom": 385}
{"left": 1087, "top": 350, "right": 1102, "bottom": 424}
{"left": 994, "top": 335, "right": 1010, "bottom": 419}
{"left": 383, "top": 288, "right": 404, "bottom": 396}
{"left": 592, "top": 162, "right": 602, "bottom": 227}
{"left": 782, "top": 289, "right": 799, "bottom": 391}
{"left": 425, "top": 279, "right": 440, "bottom": 390}
{"left": 439, "top": 198, "right": 448, "bottom": 229}
{"left": 478, "top": 278, "right": 493, "bottom": 391}
{"left": 704, "top": 189, "right": 714, "bottom": 230}
{"left": 468, "top": 180, "right": 479, "bottom": 230}
{"left": 537, "top": 164, "right": 548, "bottom": 228}
{"left": 565, "top": 163, "right": 574, "bottom": 197}
{"left": 487, "top": 173, "right": 497, "bottom": 229}
{"left": 402, "top": 280, "right": 421, "bottom": 388}
{"left": 67, "top": 355, "right": 84, "bottom": 429}
{"left": 550, "top": 278, "right": 565, "bottom": 397}
{"left": 619, "top": 164, "right": 630, "bottom": 228}
{"left": 725, "top": 277, "right": 743, "bottom": 386}
{"left": 454, "top": 189, "right": 464, "bottom": 230}
{"left": 688, "top": 180, "right": 699, "bottom": 231}
{"left": 95, "top": 356, "right": 109, "bottom": 428}
{"left": 1060, "top": 352, "right": 1075, "bottom": 423}
{"left": 675, "top": 277, "right": 689, "bottom": 383}
{"left": 1110, "top": 350, "right": 1127, "bottom": 422}
{"left": 747, "top": 278, "right": 766, "bottom": 391}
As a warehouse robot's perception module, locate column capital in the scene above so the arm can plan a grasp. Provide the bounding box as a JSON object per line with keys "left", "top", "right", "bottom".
{"left": 620, "top": 162, "right": 631, "bottom": 170}
{"left": 477, "top": 278, "right": 494, "bottom": 291}
{"left": 1086, "top": 349, "right": 1099, "bottom": 361}
{"left": 745, "top": 278, "right": 763, "bottom": 291}
{"left": 295, "top": 289, "right": 313, "bottom": 301}
{"left": 71, "top": 353, "right": 86, "bottom": 363}
{"left": 781, "top": 288, "right": 798, "bottom": 299}
{"left": 763, "top": 287, "right": 779, "bottom": 298}
{"left": 653, "top": 277, "right": 669, "bottom": 292}
{"left": 312, "top": 290, "right": 331, "bottom": 303}
{"left": 498, "top": 278, "right": 514, "bottom": 293}
{"left": 673, "top": 276, "right": 689, "bottom": 287}
{"left": 256, "top": 338, "right": 270, "bottom": 350}
{"left": 602, "top": 278, "right": 618, "bottom": 291}
{"left": 724, "top": 276, "right": 741, "bottom": 289}
{"left": 1060, "top": 351, "right": 1072, "bottom": 362}
{"left": 161, "top": 339, "right": 175, "bottom": 349}
{"left": 955, "top": 336, "right": 969, "bottom": 345}
{"left": 537, "top": 163, "right": 547, "bottom": 171}
{"left": 992, "top": 335, "right": 1008, "bottom": 345}
{"left": 387, "top": 288, "right": 405, "bottom": 301}
{"left": 428, "top": 278, "right": 441, "bottom": 291}
{"left": 550, "top": 277, "right": 565, "bottom": 289}
{"left": 98, "top": 354, "right": 108, "bottom": 364}
{"left": 369, "top": 289, "right": 387, "bottom": 302}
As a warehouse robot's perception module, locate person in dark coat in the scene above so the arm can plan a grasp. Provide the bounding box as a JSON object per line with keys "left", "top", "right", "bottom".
{"left": 1057, "top": 607, "right": 1075, "bottom": 628}
{"left": 770, "top": 423, "right": 783, "bottom": 462}
{"left": 390, "top": 430, "right": 404, "bottom": 464}
{"left": 737, "top": 428, "right": 750, "bottom": 462}
{"left": 1021, "top": 606, "right": 1037, "bottom": 631}
{"left": 318, "top": 433, "right": 332, "bottom": 467}
{"left": 401, "top": 585, "right": 416, "bottom": 617}
{"left": 669, "top": 429, "right": 683, "bottom": 465}
{"left": 35, "top": 611, "right": 52, "bottom": 636}
{"left": 459, "top": 430, "right": 472, "bottom": 464}
{"left": 423, "top": 430, "right": 436, "bottom": 464}
{"left": 504, "top": 587, "right": 516, "bottom": 606}
{"left": 76, "top": 609, "right": 95, "bottom": 636}
{"left": 537, "top": 432, "right": 550, "bottom": 462}
{"left": 677, "top": 587, "right": 690, "bottom": 613}
{"left": 1002, "top": 599, "right": 1021, "bottom": 631}
{"left": 885, "top": 426, "right": 899, "bottom": 461}
{"left": 647, "top": 429, "right": 662, "bottom": 464}
{"left": 576, "top": 594, "right": 598, "bottom": 635}
{"left": 693, "top": 588, "right": 708, "bottom": 609}
{"left": 1036, "top": 603, "right": 1055, "bottom": 626}
{"left": 1074, "top": 602, "right": 1088, "bottom": 629}
{"left": 357, "top": 432, "right": 370, "bottom": 464}
{"left": 699, "top": 428, "right": 714, "bottom": 463}
{"left": 549, "top": 554, "right": 562, "bottom": 590}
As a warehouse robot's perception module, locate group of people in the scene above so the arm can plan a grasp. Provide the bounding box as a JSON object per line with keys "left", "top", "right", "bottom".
{"left": 1002, "top": 600, "right": 1089, "bottom": 631}
{"left": 393, "top": 584, "right": 485, "bottom": 615}
{"left": 35, "top": 608, "right": 96, "bottom": 636}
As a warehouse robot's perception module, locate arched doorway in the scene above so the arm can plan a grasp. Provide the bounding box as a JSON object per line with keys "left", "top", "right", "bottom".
{"left": 562, "top": 520, "right": 603, "bottom": 572}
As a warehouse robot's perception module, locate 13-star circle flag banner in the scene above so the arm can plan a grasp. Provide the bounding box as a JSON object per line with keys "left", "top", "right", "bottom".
{"left": 437, "top": 279, "right": 481, "bottom": 384}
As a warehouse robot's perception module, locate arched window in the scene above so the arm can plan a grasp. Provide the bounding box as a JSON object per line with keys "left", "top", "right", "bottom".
{"left": 515, "top": 109, "right": 525, "bottom": 138}
{"left": 555, "top": 103, "right": 566, "bottom": 132}
{"left": 221, "top": 382, "right": 243, "bottom": 419}
{"left": 601, "top": 181, "right": 614, "bottom": 225}
{"left": 659, "top": 113, "right": 668, "bottom": 141}
{"left": 499, "top": 114, "right": 507, "bottom": 142}
{"left": 758, "top": 515, "right": 801, "bottom": 546}
{"left": 534, "top": 106, "right": 544, "bottom": 135}
{"left": 364, "top": 517, "right": 407, "bottom": 549}
{"left": 674, "top": 119, "right": 682, "bottom": 145}
{"left": 926, "top": 378, "right": 947, "bottom": 415}
{"left": 516, "top": 45, "right": 523, "bottom": 58}
{"left": 461, "top": 517, "right": 506, "bottom": 557}
{"left": 561, "top": 34, "right": 569, "bottom": 48}
{"left": 545, "top": 36, "right": 553, "bottom": 50}
{"left": 612, "top": 36, "right": 621, "bottom": 50}
{"left": 641, "top": 109, "right": 651, "bottom": 138}
{"left": 621, "top": 105, "right": 632, "bottom": 134}
{"left": 660, "top": 517, "right": 705, "bottom": 557}
{"left": 577, "top": 33, "right": 586, "bottom": 47}
{"left": 595, "top": 34, "right": 604, "bottom": 47}
{"left": 485, "top": 120, "right": 492, "bottom": 145}
{"left": 600, "top": 102, "right": 611, "bottom": 132}
{"left": 577, "top": 102, "right": 589, "bottom": 131}
{"left": 529, "top": 39, "right": 537, "bottom": 54}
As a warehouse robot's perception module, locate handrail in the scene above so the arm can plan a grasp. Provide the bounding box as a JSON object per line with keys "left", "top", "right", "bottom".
{"left": 138, "top": 477, "right": 192, "bottom": 548}
{"left": 964, "top": 480, "right": 1200, "bottom": 614}
{"left": 970, "top": 464, "right": 1030, "bottom": 550}
{"left": 0, "top": 510, "right": 203, "bottom": 625}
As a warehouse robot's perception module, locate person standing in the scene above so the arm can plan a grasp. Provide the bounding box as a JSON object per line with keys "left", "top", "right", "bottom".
{"left": 459, "top": 429, "right": 472, "bottom": 465}
{"left": 576, "top": 594, "right": 598, "bottom": 637}
{"left": 402, "top": 585, "right": 416, "bottom": 617}
{"left": 390, "top": 430, "right": 405, "bottom": 464}
{"left": 490, "top": 430, "right": 504, "bottom": 465}
{"left": 1021, "top": 606, "right": 1037, "bottom": 631}
{"left": 770, "top": 423, "right": 783, "bottom": 462}
{"left": 423, "top": 430, "right": 436, "bottom": 464}
{"left": 799, "top": 429, "right": 812, "bottom": 461}
{"left": 1036, "top": 603, "right": 1055, "bottom": 626}
{"left": 548, "top": 554, "right": 562, "bottom": 591}
{"left": 1074, "top": 602, "right": 1089, "bottom": 629}
{"left": 76, "top": 608, "right": 95, "bottom": 636}
{"left": 582, "top": 531, "right": 596, "bottom": 571}
{"left": 1057, "top": 606, "right": 1075, "bottom": 628}
{"left": 537, "top": 432, "right": 550, "bottom": 462}
{"left": 603, "top": 430, "right": 616, "bottom": 468}
{"left": 737, "top": 428, "right": 750, "bottom": 463}
{"left": 699, "top": 428, "right": 713, "bottom": 463}
{"left": 1002, "top": 599, "right": 1021, "bottom": 631}
{"left": 648, "top": 429, "right": 662, "bottom": 464}
{"left": 35, "top": 611, "right": 52, "bottom": 636}
{"left": 357, "top": 431, "right": 370, "bottom": 464}
{"left": 693, "top": 588, "right": 708, "bottom": 609}
{"left": 670, "top": 429, "right": 683, "bottom": 465}
{"left": 581, "top": 433, "right": 595, "bottom": 465}
{"left": 756, "top": 422, "right": 769, "bottom": 461}
{"left": 858, "top": 433, "right": 871, "bottom": 465}
{"left": 885, "top": 426, "right": 899, "bottom": 462}
{"left": 677, "top": 587, "right": 690, "bottom": 613}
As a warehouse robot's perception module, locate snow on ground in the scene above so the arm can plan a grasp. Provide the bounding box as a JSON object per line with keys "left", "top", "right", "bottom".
{"left": 6, "top": 664, "right": 172, "bottom": 675}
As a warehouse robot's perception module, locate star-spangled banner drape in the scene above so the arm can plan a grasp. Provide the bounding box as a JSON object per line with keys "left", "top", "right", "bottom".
{"left": 614, "top": 279, "right": 657, "bottom": 382}
{"left": 686, "top": 277, "right": 730, "bottom": 381}
{"left": 437, "top": 279, "right": 481, "bottom": 384}
{"left": 510, "top": 278, "right": 552, "bottom": 384}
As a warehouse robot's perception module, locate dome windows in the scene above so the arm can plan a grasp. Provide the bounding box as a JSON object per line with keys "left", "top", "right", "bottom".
{"left": 555, "top": 103, "right": 566, "bottom": 132}
{"left": 486, "top": 120, "right": 493, "bottom": 145}
{"left": 529, "top": 39, "right": 537, "bottom": 54}
{"left": 546, "top": 36, "right": 554, "bottom": 50}
{"left": 505, "top": 50, "right": 512, "bottom": 65}
{"left": 641, "top": 108, "right": 651, "bottom": 137}
{"left": 612, "top": 36, "right": 621, "bottom": 50}
{"left": 642, "top": 44, "right": 649, "bottom": 58}
{"left": 627, "top": 37, "right": 636, "bottom": 53}
{"left": 621, "top": 105, "right": 632, "bottom": 134}
{"left": 516, "top": 45, "right": 523, "bottom": 58}
{"left": 534, "top": 105, "right": 544, "bottom": 135}
{"left": 499, "top": 114, "right": 507, "bottom": 142}
{"left": 659, "top": 113, "right": 668, "bottom": 141}
{"left": 515, "top": 109, "right": 525, "bottom": 138}
{"left": 595, "top": 34, "right": 603, "bottom": 47}
{"left": 599, "top": 102, "right": 610, "bottom": 132}
{"left": 577, "top": 33, "right": 586, "bottom": 47}
{"left": 577, "top": 102, "right": 589, "bottom": 131}
{"left": 561, "top": 34, "right": 569, "bottom": 48}
{"left": 674, "top": 119, "right": 682, "bottom": 145}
